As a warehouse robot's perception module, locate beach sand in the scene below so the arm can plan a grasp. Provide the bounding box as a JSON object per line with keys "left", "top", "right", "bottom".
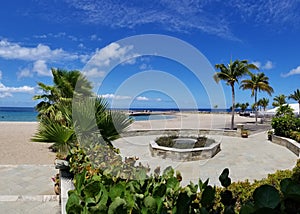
{"left": 0, "top": 113, "right": 260, "bottom": 164}
{"left": 128, "top": 112, "right": 257, "bottom": 130}
{"left": 0, "top": 122, "right": 56, "bottom": 165}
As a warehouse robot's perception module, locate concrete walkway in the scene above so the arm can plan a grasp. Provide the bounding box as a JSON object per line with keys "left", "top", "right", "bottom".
{"left": 113, "top": 131, "right": 298, "bottom": 186}
{"left": 0, "top": 165, "right": 60, "bottom": 214}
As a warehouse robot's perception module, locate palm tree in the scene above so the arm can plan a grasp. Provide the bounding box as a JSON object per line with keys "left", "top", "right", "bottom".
{"left": 240, "top": 72, "right": 274, "bottom": 124}
{"left": 32, "top": 69, "right": 132, "bottom": 155}
{"left": 33, "top": 68, "right": 92, "bottom": 121}
{"left": 272, "top": 94, "right": 287, "bottom": 107}
{"left": 275, "top": 104, "right": 294, "bottom": 117}
{"left": 288, "top": 89, "right": 300, "bottom": 115}
{"left": 239, "top": 102, "right": 249, "bottom": 112}
{"left": 258, "top": 98, "right": 269, "bottom": 111}
{"left": 214, "top": 59, "right": 258, "bottom": 129}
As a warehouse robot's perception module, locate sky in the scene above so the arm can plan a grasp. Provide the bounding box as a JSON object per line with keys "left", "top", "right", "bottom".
{"left": 0, "top": 0, "right": 299, "bottom": 109}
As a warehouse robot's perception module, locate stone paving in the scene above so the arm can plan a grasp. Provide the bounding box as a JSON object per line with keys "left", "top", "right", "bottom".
{"left": 0, "top": 130, "right": 298, "bottom": 213}
{"left": 113, "top": 131, "right": 298, "bottom": 186}
{"left": 0, "top": 165, "right": 60, "bottom": 214}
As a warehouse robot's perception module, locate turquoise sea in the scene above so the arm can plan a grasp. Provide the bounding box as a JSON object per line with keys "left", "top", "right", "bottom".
{"left": 0, "top": 107, "right": 38, "bottom": 122}
{"left": 0, "top": 107, "right": 231, "bottom": 122}
{"left": 0, "top": 107, "right": 176, "bottom": 122}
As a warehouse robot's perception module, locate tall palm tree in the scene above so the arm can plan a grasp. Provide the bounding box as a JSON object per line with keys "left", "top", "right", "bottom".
{"left": 240, "top": 72, "right": 274, "bottom": 124}
{"left": 288, "top": 89, "right": 300, "bottom": 115}
{"left": 214, "top": 59, "right": 258, "bottom": 129}
{"left": 258, "top": 98, "right": 269, "bottom": 111}
{"left": 272, "top": 94, "right": 287, "bottom": 107}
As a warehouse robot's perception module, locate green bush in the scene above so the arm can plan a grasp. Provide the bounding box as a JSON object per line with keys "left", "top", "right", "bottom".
{"left": 66, "top": 145, "right": 300, "bottom": 213}
{"left": 271, "top": 115, "right": 300, "bottom": 138}
{"left": 290, "top": 131, "right": 300, "bottom": 143}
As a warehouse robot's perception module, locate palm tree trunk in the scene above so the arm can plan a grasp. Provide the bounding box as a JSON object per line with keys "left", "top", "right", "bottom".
{"left": 231, "top": 84, "right": 235, "bottom": 130}
{"left": 255, "top": 90, "right": 258, "bottom": 125}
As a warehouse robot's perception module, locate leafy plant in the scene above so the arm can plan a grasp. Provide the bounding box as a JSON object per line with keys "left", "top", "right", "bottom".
{"left": 271, "top": 114, "right": 300, "bottom": 137}
{"left": 65, "top": 144, "right": 300, "bottom": 214}
{"left": 32, "top": 69, "right": 132, "bottom": 155}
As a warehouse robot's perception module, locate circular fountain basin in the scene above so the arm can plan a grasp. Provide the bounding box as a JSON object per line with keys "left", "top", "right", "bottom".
{"left": 172, "top": 138, "right": 197, "bottom": 149}
{"left": 149, "top": 137, "right": 221, "bottom": 161}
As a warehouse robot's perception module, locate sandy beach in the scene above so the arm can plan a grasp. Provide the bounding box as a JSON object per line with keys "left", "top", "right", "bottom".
{"left": 128, "top": 112, "right": 258, "bottom": 130}
{"left": 0, "top": 113, "right": 261, "bottom": 165}
{"left": 0, "top": 122, "right": 56, "bottom": 165}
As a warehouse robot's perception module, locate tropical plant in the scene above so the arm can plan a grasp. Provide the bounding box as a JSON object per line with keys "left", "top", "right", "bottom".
{"left": 239, "top": 102, "right": 249, "bottom": 112}
{"left": 32, "top": 69, "right": 132, "bottom": 155}
{"left": 214, "top": 59, "right": 258, "bottom": 129}
{"left": 272, "top": 94, "right": 287, "bottom": 107}
{"left": 32, "top": 101, "right": 75, "bottom": 155}
{"left": 251, "top": 102, "right": 257, "bottom": 111}
{"left": 275, "top": 104, "right": 294, "bottom": 117}
{"left": 271, "top": 114, "right": 300, "bottom": 137}
{"left": 66, "top": 145, "right": 300, "bottom": 214}
{"left": 289, "top": 89, "right": 300, "bottom": 115}
{"left": 240, "top": 72, "right": 274, "bottom": 124}
{"left": 258, "top": 97, "right": 269, "bottom": 111}
{"left": 34, "top": 68, "right": 92, "bottom": 121}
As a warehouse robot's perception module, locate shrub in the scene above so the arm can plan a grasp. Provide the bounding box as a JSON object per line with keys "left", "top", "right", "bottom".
{"left": 271, "top": 115, "right": 300, "bottom": 137}
{"left": 66, "top": 145, "right": 300, "bottom": 214}
{"left": 290, "top": 131, "right": 300, "bottom": 143}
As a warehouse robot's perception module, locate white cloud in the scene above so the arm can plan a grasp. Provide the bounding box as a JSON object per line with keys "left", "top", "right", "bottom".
{"left": 83, "top": 68, "right": 105, "bottom": 78}
{"left": 90, "top": 34, "right": 101, "bottom": 41}
{"left": 0, "top": 39, "right": 80, "bottom": 61}
{"left": 0, "top": 83, "right": 34, "bottom": 93}
{"left": 262, "top": 60, "right": 273, "bottom": 70}
{"left": 99, "top": 94, "right": 131, "bottom": 100}
{"left": 90, "top": 43, "right": 135, "bottom": 67}
{"left": 65, "top": 0, "right": 238, "bottom": 40}
{"left": 18, "top": 68, "right": 33, "bottom": 79}
{"left": 0, "top": 82, "right": 35, "bottom": 98}
{"left": 78, "top": 43, "right": 85, "bottom": 48}
{"left": 33, "top": 60, "right": 51, "bottom": 76}
{"left": 232, "top": 0, "right": 299, "bottom": 27}
{"left": 0, "top": 92, "right": 12, "bottom": 98}
{"left": 0, "top": 70, "right": 2, "bottom": 80}
{"left": 136, "top": 96, "right": 149, "bottom": 101}
{"left": 17, "top": 60, "right": 51, "bottom": 79}
{"left": 90, "top": 34, "right": 97, "bottom": 40}
{"left": 281, "top": 66, "right": 300, "bottom": 77}
{"left": 34, "top": 34, "right": 47, "bottom": 39}
{"left": 252, "top": 60, "right": 274, "bottom": 70}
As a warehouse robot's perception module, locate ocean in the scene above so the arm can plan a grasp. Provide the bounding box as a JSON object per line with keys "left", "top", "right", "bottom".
{"left": 0, "top": 107, "right": 38, "bottom": 122}
{"left": 0, "top": 107, "right": 231, "bottom": 122}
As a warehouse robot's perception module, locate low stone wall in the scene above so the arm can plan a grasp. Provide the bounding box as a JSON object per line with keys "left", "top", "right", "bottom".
{"left": 271, "top": 135, "right": 300, "bottom": 157}
{"left": 123, "top": 129, "right": 238, "bottom": 138}
{"left": 149, "top": 140, "right": 221, "bottom": 161}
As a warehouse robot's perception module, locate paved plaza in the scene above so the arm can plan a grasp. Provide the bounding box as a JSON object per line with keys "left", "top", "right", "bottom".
{"left": 0, "top": 129, "right": 298, "bottom": 213}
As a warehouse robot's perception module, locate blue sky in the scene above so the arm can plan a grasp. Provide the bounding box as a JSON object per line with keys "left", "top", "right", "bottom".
{"left": 0, "top": 0, "right": 299, "bottom": 109}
